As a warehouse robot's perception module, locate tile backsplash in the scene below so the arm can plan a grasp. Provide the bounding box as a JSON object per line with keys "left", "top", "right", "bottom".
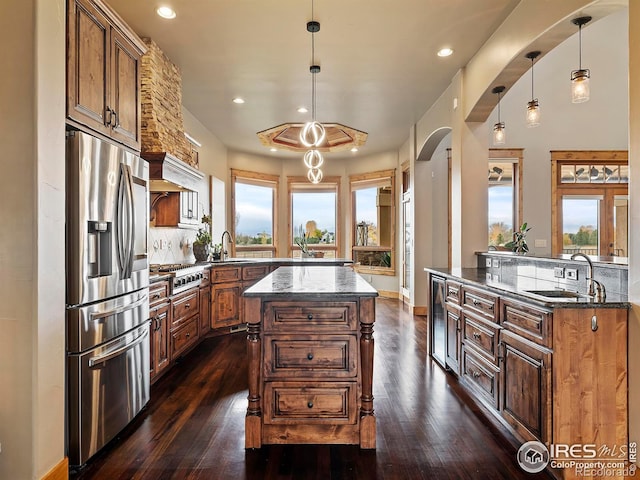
{"left": 149, "top": 227, "right": 198, "bottom": 264}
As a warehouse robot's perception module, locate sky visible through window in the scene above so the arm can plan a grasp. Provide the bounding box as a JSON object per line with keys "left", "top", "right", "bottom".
{"left": 292, "top": 192, "right": 336, "bottom": 237}
{"left": 488, "top": 186, "right": 513, "bottom": 229}
{"left": 235, "top": 183, "right": 273, "bottom": 236}
{"left": 355, "top": 188, "right": 377, "bottom": 224}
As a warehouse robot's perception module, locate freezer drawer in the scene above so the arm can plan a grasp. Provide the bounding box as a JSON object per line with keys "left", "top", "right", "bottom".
{"left": 67, "top": 322, "right": 150, "bottom": 466}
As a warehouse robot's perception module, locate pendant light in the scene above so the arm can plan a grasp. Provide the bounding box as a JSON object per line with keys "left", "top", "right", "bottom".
{"left": 571, "top": 16, "right": 592, "bottom": 103}
{"left": 525, "top": 51, "right": 541, "bottom": 127}
{"left": 300, "top": 0, "right": 325, "bottom": 148}
{"left": 492, "top": 86, "right": 506, "bottom": 145}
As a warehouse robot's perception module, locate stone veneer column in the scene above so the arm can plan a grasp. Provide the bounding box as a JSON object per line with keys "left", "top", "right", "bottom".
{"left": 140, "top": 38, "right": 195, "bottom": 167}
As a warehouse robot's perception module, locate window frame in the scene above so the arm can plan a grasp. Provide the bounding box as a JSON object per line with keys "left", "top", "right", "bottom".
{"left": 488, "top": 149, "right": 523, "bottom": 250}
{"left": 287, "top": 176, "right": 341, "bottom": 258}
{"left": 550, "top": 150, "right": 628, "bottom": 256}
{"left": 349, "top": 168, "right": 396, "bottom": 276}
{"left": 231, "top": 168, "right": 279, "bottom": 258}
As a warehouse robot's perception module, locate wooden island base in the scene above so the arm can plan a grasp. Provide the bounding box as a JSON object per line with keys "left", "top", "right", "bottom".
{"left": 243, "top": 266, "right": 378, "bottom": 449}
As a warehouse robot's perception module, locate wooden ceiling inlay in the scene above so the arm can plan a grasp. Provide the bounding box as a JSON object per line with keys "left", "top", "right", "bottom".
{"left": 257, "top": 123, "right": 367, "bottom": 153}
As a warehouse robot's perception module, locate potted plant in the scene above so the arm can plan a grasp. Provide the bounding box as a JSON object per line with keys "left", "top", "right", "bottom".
{"left": 505, "top": 222, "right": 531, "bottom": 254}
{"left": 295, "top": 225, "right": 312, "bottom": 257}
{"left": 193, "top": 214, "right": 212, "bottom": 262}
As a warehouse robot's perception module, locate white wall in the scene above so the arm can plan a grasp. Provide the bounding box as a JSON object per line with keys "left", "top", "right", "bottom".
{"left": 0, "top": 0, "right": 66, "bottom": 479}
{"left": 487, "top": 9, "right": 629, "bottom": 255}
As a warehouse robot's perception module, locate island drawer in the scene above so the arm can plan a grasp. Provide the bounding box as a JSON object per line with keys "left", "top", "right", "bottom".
{"left": 462, "top": 286, "right": 498, "bottom": 322}
{"left": 170, "top": 316, "right": 199, "bottom": 358}
{"left": 264, "top": 335, "right": 357, "bottom": 379}
{"left": 462, "top": 311, "right": 501, "bottom": 363}
{"left": 171, "top": 288, "right": 199, "bottom": 328}
{"left": 501, "top": 298, "right": 552, "bottom": 347}
{"left": 263, "top": 381, "right": 357, "bottom": 425}
{"left": 461, "top": 345, "right": 500, "bottom": 409}
{"left": 445, "top": 280, "right": 462, "bottom": 304}
{"left": 211, "top": 266, "right": 242, "bottom": 284}
{"left": 264, "top": 302, "right": 357, "bottom": 332}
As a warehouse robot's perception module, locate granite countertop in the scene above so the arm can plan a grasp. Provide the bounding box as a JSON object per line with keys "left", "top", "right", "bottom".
{"left": 425, "top": 267, "right": 629, "bottom": 309}
{"left": 243, "top": 266, "right": 378, "bottom": 298}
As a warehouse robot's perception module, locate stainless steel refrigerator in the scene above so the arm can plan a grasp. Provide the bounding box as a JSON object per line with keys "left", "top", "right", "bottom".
{"left": 65, "top": 130, "right": 150, "bottom": 467}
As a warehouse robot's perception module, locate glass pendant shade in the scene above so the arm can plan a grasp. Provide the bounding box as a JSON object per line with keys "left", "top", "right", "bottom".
{"left": 307, "top": 167, "right": 323, "bottom": 184}
{"left": 571, "top": 69, "right": 590, "bottom": 103}
{"left": 300, "top": 121, "right": 326, "bottom": 148}
{"left": 493, "top": 122, "right": 506, "bottom": 145}
{"left": 526, "top": 99, "right": 540, "bottom": 127}
{"left": 303, "top": 149, "right": 324, "bottom": 169}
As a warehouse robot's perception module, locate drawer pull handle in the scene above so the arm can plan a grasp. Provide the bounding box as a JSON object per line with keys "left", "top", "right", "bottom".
{"left": 185, "top": 303, "right": 190, "bottom": 309}
{"left": 472, "top": 370, "right": 481, "bottom": 378}
{"left": 307, "top": 313, "right": 313, "bottom": 320}
{"left": 186, "top": 332, "right": 190, "bottom": 338}
{"left": 307, "top": 401, "right": 314, "bottom": 408}
{"left": 488, "top": 304, "right": 494, "bottom": 311}
{"left": 472, "top": 299, "right": 481, "bottom": 306}
{"left": 472, "top": 332, "right": 481, "bottom": 340}
{"left": 152, "top": 293, "right": 161, "bottom": 299}
{"left": 307, "top": 353, "right": 314, "bottom": 360}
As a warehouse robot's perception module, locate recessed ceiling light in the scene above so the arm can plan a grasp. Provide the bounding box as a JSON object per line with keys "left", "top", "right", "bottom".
{"left": 297, "top": 107, "right": 308, "bottom": 113}
{"left": 232, "top": 97, "right": 245, "bottom": 104}
{"left": 351, "top": 147, "right": 359, "bottom": 153}
{"left": 270, "top": 148, "right": 278, "bottom": 152}
{"left": 156, "top": 6, "right": 176, "bottom": 19}
{"left": 437, "top": 48, "right": 454, "bottom": 57}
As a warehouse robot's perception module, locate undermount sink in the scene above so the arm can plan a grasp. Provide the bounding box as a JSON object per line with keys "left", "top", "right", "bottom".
{"left": 524, "top": 289, "right": 584, "bottom": 299}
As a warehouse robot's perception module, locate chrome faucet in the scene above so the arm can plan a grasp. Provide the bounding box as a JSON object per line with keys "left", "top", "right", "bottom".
{"left": 570, "top": 252, "right": 606, "bottom": 300}
{"left": 221, "top": 230, "right": 233, "bottom": 260}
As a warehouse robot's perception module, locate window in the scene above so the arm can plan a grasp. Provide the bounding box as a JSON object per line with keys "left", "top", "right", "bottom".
{"left": 288, "top": 176, "right": 340, "bottom": 258}
{"left": 350, "top": 169, "right": 396, "bottom": 275}
{"left": 551, "top": 151, "right": 628, "bottom": 256}
{"left": 488, "top": 149, "right": 522, "bottom": 249}
{"left": 231, "top": 169, "right": 279, "bottom": 258}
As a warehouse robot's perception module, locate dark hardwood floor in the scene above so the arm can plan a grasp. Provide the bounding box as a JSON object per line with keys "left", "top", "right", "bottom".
{"left": 70, "top": 298, "right": 550, "bottom": 480}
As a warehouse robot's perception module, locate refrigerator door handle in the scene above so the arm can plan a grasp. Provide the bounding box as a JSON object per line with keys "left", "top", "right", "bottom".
{"left": 88, "top": 325, "right": 149, "bottom": 367}
{"left": 88, "top": 292, "right": 148, "bottom": 321}
{"left": 117, "top": 164, "right": 135, "bottom": 279}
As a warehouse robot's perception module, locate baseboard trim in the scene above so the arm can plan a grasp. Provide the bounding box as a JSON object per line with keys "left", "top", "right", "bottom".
{"left": 413, "top": 306, "right": 427, "bottom": 316}
{"left": 42, "top": 457, "right": 68, "bottom": 480}
{"left": 378, "top": 290, "right": 400, "bottom": 299}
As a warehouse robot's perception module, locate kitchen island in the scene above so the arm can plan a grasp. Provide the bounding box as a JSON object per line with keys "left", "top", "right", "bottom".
{"left": 243, "top": 266, "right": 378, "bottom": 449}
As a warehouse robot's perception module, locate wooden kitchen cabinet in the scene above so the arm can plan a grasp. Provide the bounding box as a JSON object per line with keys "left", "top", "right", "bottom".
{"left": 170, "top": 287, "right": 199, "bottom": 358}
{"left": 152, "top": 191, "right": 200, "bottom": 229}
{"left": 199, "top": 269, "right": 211, "bottom": 336}
{"left": 211, "top": 282, "right": 243, "bottom": 329}
{"left": 500, "top": 329, "right": 551, "bottom": 443}
{"left": 66, "top": 0, "right": 146, "bottom": 151}
{"left": 149, "top": 280, "right": 170, "bottom": 382}
{"left": 444, "top": 304, "right": 461, "bottom": 374}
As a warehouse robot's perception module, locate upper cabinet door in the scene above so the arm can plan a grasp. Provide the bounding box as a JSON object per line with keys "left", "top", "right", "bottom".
{"left": 66, "top": 0, "right": 145, "bottom": 151}
{"left": 110, "top": 29, "right": 142, "bottom": 149}
{"left": 67, "top": 0, "right": 111, "bottom": 138}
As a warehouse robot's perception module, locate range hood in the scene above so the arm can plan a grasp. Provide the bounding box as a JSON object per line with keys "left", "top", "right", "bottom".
{"left": 144, "top": 152, "right": 204, "bottom": 192}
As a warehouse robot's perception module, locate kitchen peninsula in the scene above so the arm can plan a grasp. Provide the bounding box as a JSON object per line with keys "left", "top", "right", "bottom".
{"left": 426, "top": 254, "right": 630, "bottom": 480}
{"left": 243, "top": 266, "right": 378, "bottom": 449}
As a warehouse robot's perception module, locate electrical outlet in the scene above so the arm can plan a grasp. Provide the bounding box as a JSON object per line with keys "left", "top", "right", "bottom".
{"left": 566, "top": 268, "right": 578, "bottom": 280}
{"left": 554, "top": 267, "right": 565, "bottom": 278}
